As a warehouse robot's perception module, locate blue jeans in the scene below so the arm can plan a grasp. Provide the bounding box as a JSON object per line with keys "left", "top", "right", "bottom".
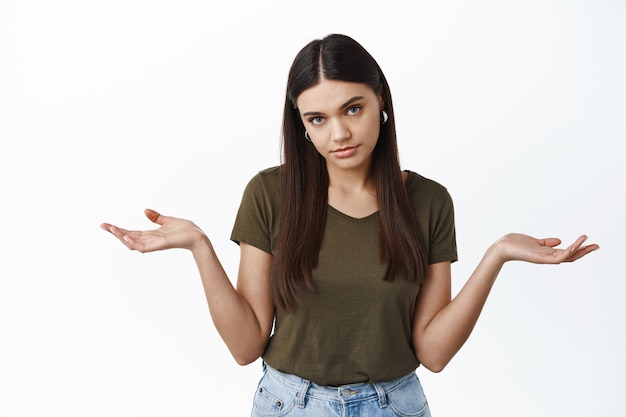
{"left": 250, "top": 363, "right": 431, "bottom": 417}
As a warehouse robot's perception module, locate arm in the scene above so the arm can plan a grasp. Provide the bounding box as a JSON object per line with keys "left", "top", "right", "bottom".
{"left": 101, "top": 209, "right": 274, "bottom": 365}
{"left": 412, "top": 233, "right": 599, "bottom": 373}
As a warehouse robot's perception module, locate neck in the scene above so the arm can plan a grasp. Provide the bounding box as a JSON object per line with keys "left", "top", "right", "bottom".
{"left": 326, "top": 164, "right": 375, "bottom": 196}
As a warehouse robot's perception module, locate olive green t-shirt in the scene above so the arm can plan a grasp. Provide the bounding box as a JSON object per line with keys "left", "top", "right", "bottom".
{"left": 231, "top": 166, "right": 457, "bottom": 386}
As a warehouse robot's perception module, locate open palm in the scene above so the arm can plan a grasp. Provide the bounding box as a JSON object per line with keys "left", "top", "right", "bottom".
{"left": 100, "top": 209, "right": 205, "bottom": 253}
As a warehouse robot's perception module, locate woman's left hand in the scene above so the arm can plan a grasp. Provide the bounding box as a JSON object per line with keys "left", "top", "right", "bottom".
{"left": 493, "top": 233, "right": 599, "bottom": 264}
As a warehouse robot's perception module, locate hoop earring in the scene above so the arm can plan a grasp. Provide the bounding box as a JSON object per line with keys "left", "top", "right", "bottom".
{"left": 381, "top": 110, "right": 388, "bottom": 124}
{"left": 304, "top": 131, "right": 312, "bottom": 142}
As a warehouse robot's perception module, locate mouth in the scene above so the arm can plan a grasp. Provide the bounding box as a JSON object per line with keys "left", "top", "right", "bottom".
{"left": 331, "top": 146, "right": 358, "bottom": 158}
{"left": 332, "top": 146, "right": 356, "bottom": 153}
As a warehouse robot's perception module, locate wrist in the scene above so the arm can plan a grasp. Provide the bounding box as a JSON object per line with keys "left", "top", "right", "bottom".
{"left": 485, "top": 239, "right": 508, "bottom": 266}
{"left": 189, "top": 227, "right": 210, "bottom": 253}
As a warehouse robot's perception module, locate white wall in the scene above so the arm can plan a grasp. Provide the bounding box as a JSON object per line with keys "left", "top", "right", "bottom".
{"left": 1, "top": 1, "right": 623, "bottom": 416}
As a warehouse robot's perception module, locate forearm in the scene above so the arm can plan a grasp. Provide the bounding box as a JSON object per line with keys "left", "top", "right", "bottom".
{"left": 415, "top": 232, "right": 598, "bottom": 372}
{"left": 416, "top": 245, "right": 504, "bottom": 372}
{"left": 191, "top": 236, "right": 269, "bottom": 365}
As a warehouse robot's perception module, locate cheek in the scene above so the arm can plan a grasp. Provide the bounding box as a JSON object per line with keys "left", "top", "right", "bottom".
{"left": 308, "top": 139, "right": 327, "bottom": 157}
{"left": 361, "top": 117, "right": 381, "bottom": 141}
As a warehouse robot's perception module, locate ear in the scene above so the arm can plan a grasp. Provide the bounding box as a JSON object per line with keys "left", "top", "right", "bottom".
{"left": 378, "top": 94, "right": 384, "bottom": 111}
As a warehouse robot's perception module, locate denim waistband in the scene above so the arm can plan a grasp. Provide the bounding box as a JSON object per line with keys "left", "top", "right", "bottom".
{"left": 262, "top": 362, "right": 415, "bottom": 408}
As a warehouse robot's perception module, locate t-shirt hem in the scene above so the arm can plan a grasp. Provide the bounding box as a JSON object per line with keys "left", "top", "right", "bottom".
{"left": 230, "top": 232, "right": 272, "bottom": 255}
{"left": 429, "top": 251, "right": 458, "bottom": 265}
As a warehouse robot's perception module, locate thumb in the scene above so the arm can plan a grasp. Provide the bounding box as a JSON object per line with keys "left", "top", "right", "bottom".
{"left": 540, "top": 237, "right": 562, "bottom": 248}
{"left": 144, "top": 208, "right": 166, "bottom": 225}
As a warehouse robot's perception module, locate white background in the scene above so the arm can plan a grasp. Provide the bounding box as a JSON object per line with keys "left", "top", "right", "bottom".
{"left": 1, "top": 1, "right": 624, "bottom": 416}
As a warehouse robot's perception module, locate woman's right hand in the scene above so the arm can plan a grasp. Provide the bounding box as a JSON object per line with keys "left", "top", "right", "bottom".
{"left": 100, "top": 208, "right": 206, "bottom": 253}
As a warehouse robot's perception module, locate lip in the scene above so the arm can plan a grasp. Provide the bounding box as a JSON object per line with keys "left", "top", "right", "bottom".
{"left": 331, "top": 146, "right": 358, "bottom": 158}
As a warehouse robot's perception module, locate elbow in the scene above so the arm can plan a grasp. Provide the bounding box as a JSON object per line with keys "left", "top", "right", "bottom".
{"left": 421, "top": 359, "right": 448, "bottom": 374}
{"left": 415, "top": 340, "right": 455, "bottom": 373}
{"left": 228, "top": 334, "right": 270, "bottom": 366}
{"left": 232, "top": 350, "right": 262, "bottom": 366}
{"left": 417, "top": 351, "right": 452, "bottom": 374}
{"left": 234, "top": 355, "right": 258, "bottom": 366}
{"left": 231, "top": 346, "right": 265, "bottom": 367}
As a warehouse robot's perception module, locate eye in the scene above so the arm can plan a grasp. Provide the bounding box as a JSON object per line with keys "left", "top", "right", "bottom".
{"left": 309, "top": 116, "right": 324, "bottom": 125}
{"left": 347, "top": 106, "right": 361, "bottom": 115}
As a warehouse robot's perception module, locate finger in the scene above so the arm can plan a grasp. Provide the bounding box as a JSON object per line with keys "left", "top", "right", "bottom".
{"left": 109, "top": 224, "right": 135, "bottom": 237}
{"left": 566, "top": 243, "right": 600, "bottom": 262}
{"left": 100, "top": 223, "right": 119, "bottom": 236}
{"left": 145, "top": 208, "right": 166, "bottom": 226}
{"left": 567, "top": 235, "right": 588, "bottom": 255}
{"left": 123, "top": 233, "right": 164, "bottom": 253}
{"left": 541, "top": 235, "right": 589, "bottom": 263}
{"left": 122, "top": 233, "right": 140, "bottom": 249}
{"left": 120, "top": 231, "right": 156, "bottom": 252}
{"left": 101, "top": 225, "right": 136, "bottom": 250}
{"left": 540, "top": 237, "right": 562, "bottom": 248}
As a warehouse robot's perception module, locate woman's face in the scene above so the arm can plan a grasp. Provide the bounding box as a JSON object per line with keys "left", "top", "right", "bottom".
{"left": 296, "top": 79, "right": 383, "bottom": 176}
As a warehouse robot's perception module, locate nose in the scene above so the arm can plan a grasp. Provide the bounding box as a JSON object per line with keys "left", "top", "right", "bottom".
{"left": 329, "top": 118, "right": 351, "bottom": 142}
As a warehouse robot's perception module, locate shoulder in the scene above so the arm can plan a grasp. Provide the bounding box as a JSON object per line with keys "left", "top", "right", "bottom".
{"left": 257, "top": 165, "right": 281, "bottom": 179}
{"left": 238, "top": 166, "right": 282, "bottom": 217}
{"left": 232, "top": 166, "right": 282, "bottom": 253}
{"left": 403, "top": 170, "right": 458, "bottom": 263}
{"left": 403, "top": 170, "right": 451, "bottom": 202}
{"left": 244, "top": 165, "right": 281, "bottom": 193}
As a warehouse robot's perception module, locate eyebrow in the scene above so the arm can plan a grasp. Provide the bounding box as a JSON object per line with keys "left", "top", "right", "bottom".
{"left": 301, "top": 96, "right": 366, "bottom": 117}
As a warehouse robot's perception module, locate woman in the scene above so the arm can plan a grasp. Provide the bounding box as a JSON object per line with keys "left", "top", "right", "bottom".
{"left": 101, "top": 34, "right": 598, "bottom": 416}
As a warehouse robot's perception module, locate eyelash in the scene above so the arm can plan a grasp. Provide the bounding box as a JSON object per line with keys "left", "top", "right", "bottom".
{"left": 347, "top": 105, "right": 361, "bottom": 115}
{"left": 308, "top": 106, "right": 362, "bottom": 125}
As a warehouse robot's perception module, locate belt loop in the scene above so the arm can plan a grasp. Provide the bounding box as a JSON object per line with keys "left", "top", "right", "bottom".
{"left": 373, "top": 382, "right": 388, "bottom": 408}
{"left": 296, "top": 379, "right": 310, "bottom": 408}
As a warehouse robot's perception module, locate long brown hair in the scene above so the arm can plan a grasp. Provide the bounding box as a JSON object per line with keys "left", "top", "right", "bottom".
{"left": 272, "top": 34, "right": 428, "bottom": 310}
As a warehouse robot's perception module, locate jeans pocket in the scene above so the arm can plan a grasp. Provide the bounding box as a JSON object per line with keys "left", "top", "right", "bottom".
{"left": 252, "top": 374, "right": 298, "bottom": 417}
{"left": 386, "top": 374, "right": 431, "bottom": 417}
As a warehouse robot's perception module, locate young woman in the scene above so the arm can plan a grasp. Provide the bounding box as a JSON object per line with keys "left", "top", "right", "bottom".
{"left": 101, "top": 34, "right": 598, "bottom": 417}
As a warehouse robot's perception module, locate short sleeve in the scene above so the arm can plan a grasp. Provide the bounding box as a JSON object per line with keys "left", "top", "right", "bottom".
{"left": 230, "top": 167, "right": 281, "bottom": 255}
{"left": 428, "top": 190, "right": 458, "bottom": 264}
{"left": 404, "top": 171, "right": 458, "bottom": 265}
